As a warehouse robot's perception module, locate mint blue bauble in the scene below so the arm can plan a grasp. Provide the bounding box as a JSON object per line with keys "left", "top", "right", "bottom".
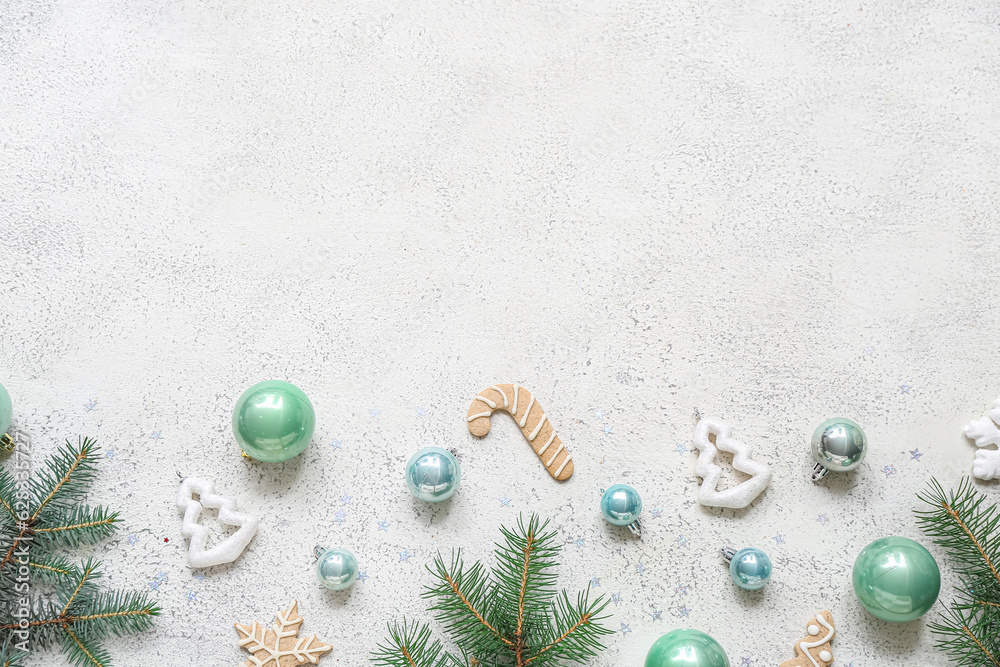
{"left": 0, "top": 382, "right": 11, "bottom": 435}
{"left": 405, "top": 447, "right": 461, "bottom": 502}
{"left": 852, "top": 536, "right": 940, "bottom": 621}
{"left": 600, "top": 483, "right": 642, "bottom": 526}
{"left": 729, "top": 547, "right": 772, "bottom": 591}
{"left": 316, "top": 548, "right": 359, "bottom": 591}
{"left": 645, "top": 629, "right": 730, "bottom": 667}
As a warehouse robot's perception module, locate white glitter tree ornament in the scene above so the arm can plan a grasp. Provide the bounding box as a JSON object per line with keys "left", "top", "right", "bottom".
{"left": 963, "top": 396, "right": 1000, "bottom": 481}
{"left": 691, "top": 417, "right": 772, "bottom": 509}
{"left": 177, "top": 477, "right": 259, "bottom": 568}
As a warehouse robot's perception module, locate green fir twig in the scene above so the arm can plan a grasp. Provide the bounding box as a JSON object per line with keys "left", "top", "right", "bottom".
{"left": 916, "top": 478, "right": 1000, "bottom": 667}
{"left": 373, "top": 514, "right": 612, "bottom": 667}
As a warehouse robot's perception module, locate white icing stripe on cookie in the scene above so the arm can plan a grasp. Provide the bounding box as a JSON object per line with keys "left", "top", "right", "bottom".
{"left": 529, "top": 414, "right": 547, "bottom": 441}
{"left": 798, "top": 615, "right": 835, "bottom": 667}
{"left": 490, "top": 385, "right": 508, "bottom": 408}
{"left": 537, "top": 431, "right": 557, "bottom": 455}
{"left": 467, "top": 412, "right": 491, "bottom": 422}
{"left": 512, "top": 385, "right": 518, "bottom": 416}
{"left": 475, "top": 395, "right": 497, "bottom": 409}
{"left": 554, "top": 455, "right": 571, "bottom": 477}
{"left": 546, "top": 443, "right": 564, "bottom": 467}
{"left": 519, "top": 396, "right": 535, "bottom": 428}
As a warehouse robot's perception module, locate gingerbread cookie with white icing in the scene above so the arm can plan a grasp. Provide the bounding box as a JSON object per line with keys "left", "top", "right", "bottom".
{"left": 466, "top": 384, "right": 573, "bottom": 480}
{"left": 779, "top": 610, "right": 836, "bottom": 667}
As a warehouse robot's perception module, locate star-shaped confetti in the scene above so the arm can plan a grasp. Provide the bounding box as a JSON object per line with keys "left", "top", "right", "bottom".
{"left": 377, "top": 519, "right": 390, "bottom": 531}
{"left": 899, "top": 383, "right": 912, "bottom": 394}
{"left": 594, "top": 410, "right": 604, "bottom": 420}
{"left": 611, "top": 592, "right": 622, "bottom": 606}
{"left": 677, "top": 605, "right": 691, "bottom": 618}
{"left": 574, "top": 536, "right": 585, "bottom": 548}
{"left": 357, "top": 570, "right": 369, "bottom": 582}
{"left": 416, "top": 407, "right": 428, "bottom": 417}
{"left": 883, "top": 464, "right": 896, "bottom": 477}
{"left": 370, "top": 407, "right": 381, "bottom": 418}
{"left": 634, "top": 562, "right": 646, "bottom": 575}
{"left": 186, "top": 589, "right": 197, "bottom": 602}
{"left": 817, "top": 514, "right": 829, "bottom": 526}
{"left": 84, "top": 399, "right": 98, "bottom": 412}
{"left": 675, "top": 584, "right": 689, "bottom": 596}
{"left": 590, "top": 576, "right": 601, "bottom": 587}
{"left": 864, "top": 346, "right": 876, "bottom": 355}
{"left": 739, "top": 657, "right": 754, "bottom": 667}
{"left": 619, "top": 622, "right": 631, "bottom": 636}
{"left": 105, "top": 449, "right": 115, "bottom": 459}
{"left": 333, "top": 510, "right": 347, "bottom": 526}
{"left": 674, "top": 443, "right": 688, "bottom": 453}
{"left": 676, "top": 535, "right": 689, "bottom": 547}
{"left": 340, "top": 494, "right": 352, "bottom": 505}
{"left": 399, "top": 549, "right": 412, "bottom": 562}
{"left": 499, "top": 496, "right": 512, "bottom": 507}
{"left": 127, "top": 534, "right": 138, "bottom": 546}
{"left": 650, "top": 507, "right": 663, "bottom": 519}
{"left": 603, "top": 424, "right": 614, "bottom": 436}
{"left": 649, "top": 609, "right": 662, "bottom": 621}
{"left": 329, "top": 439, "right": 342, "bottom": 450}
{"left": 910, "top": 449, "right": 923, "bottom": 460}
{"left": 150, "top": 430, "right": 163, "bottom": 441}
{"left": 773, "top": 534, "right": 785, "bottom": 545}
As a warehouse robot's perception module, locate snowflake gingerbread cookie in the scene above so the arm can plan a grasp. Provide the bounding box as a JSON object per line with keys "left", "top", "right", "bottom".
{"left": 690, "top": 417, "right": 772, "bottom": 509}
{"left": 779, "top": 610, "right": 836, "bottom": 667}
{"left": 236, "top": 601, "right": 332, "bottom": 667}
{"left": 964, "top": 396, "right": 1000, "bottom": 481}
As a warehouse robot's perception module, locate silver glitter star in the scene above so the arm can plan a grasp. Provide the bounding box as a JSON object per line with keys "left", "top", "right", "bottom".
{"left": 634, "top": 562, "right": 646, "bottom": 575}
{"left": 186, "top": 589, "right": 197, "bottom": 602}
{"left": 674, "top": 443, "right": 687, "bottom": 453}
{"left": 574, "top": 536, "right": 585, "bottom": 548}
{"left": 84, "top": 399, "right": 98, "bottom": 412}
{"left": 127, "top": 534, "right": 138, "bottom": 546}
{"left": 611, "top": 592, "right": 622, "bottom": 606}
{"left": 773, "top": 534, "right": 785, "bottom": 545}
{"left": 594, "top": 410, "right": 604, "bottom": 420}
{"left": 370, "top": 407, "right": 381, "bottom": 418}
{"left": 377, "top": 519, "right": 390, "bottom": 531}
{"left": 329, "top": 439, "right": 342, "bottom": 450}
{"left": 817, "top": 514, "right": 829, "bottom": 526}
{"left": 739, "top": 657, "right": 753, "bottom": 667}
{"left": 910, "top": 449, "right": 923, "bottom": 460}
{"left": 357, "top": 570, "right": 369, "bottom": 582}
{"left": 589, "top": 576, "right": 601, "bottom": 587}
{"left": 650, "top": 507, "right": 663, "bottom": 518}
{"left": 619, "top": 622, "right": 631, "bottom": 636}
{"left": 105, "top": 449, "right": 115, "bottom": 459}
{"left": 416, "top": 407, "right": 428, "bottom": 416}
{"left": 649, "top": 609, "right": 663, "bottom": 621}
{"left": 676, "top": 535, "right": 689, "bottom": 547}
{"left": 340, "top": 494, "right": 353, "bottom": 505}
{"left": 677, "top": 605, "right": 691, "bottom": 618}
{"left": 675, "top": 584, "right": 689, "bottom": 596}
{"left": 899, "top": 383, "right": 912, "bottom": 394}
{"left": 499, "top": 496, "right": 512, "bottom": 507}
{"left": 399, "top": 549, "right": 412, "bottom": 562}
{"left": 333, "top": 510, "right": 347, "bottom": 526}
{"left": 150, "top": 430, "right": 164, "bottom": 441}
{"left": 883, "top": 464, "right": 896, "bottom": 477}
{"left": 603, "top": 424, "right": 613, "bottom": 435}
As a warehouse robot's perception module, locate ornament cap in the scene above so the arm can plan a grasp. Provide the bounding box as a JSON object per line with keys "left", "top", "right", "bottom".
{"left": 0, "top": 433, "right": 13, "bottom": 454}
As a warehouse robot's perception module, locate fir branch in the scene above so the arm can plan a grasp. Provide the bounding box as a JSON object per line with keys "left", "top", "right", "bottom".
{"left": 917, "top": 478, "right": 1000, "bottom": 667}
{"left": 69, "top": 590, "right": 159, "bottom": 641}
{"left": 31, "top": 438, "right": 100, "bottom": 521}
{"left": 372, "top": 620, "right": 461, "bottom": 667}
{"left": 60, "top": 560, "right": 101, "bottom": 615}
{"left": 62, "top": 624, "right": 111, "bottom": 667}
{"left": 33, "top": 506, "right": 120, "bottom": 549}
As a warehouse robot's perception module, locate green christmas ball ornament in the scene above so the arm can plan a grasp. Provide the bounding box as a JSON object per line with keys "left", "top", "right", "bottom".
{"left": 232, "top": 380, "right": 315, "bottom": 462}
{"left": 0, "top": 382, "right": 12, "bottom": 453}
{"left": 852, "top": 536, "right": 941, "bottom": 622}
{"left": 645, "top": 629, "right": 730, "bottom": 667}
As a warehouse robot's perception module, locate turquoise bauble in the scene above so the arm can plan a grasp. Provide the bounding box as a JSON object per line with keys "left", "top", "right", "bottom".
{"left": 0, "top": 383, "right": 11, "bottom": 435}
{"left": 405, "top": 447, "right": 461, "bottom": 502}
{"left": 729, "top": 547, "right": 772, "bottom": 591}
{"left": 645, "top": 629, "right": 730, "bottom": 667}
{"left": 232, "top": 380, "right": 315, "bottom": 462}
{"left": 316, "top": 547, "right": 358, "bottom": 591}
{"left": 600, "top": 483, "right": 642, "bottom": 526}
{"left": 852, "top": 536, "right": 941, "bottom": 622}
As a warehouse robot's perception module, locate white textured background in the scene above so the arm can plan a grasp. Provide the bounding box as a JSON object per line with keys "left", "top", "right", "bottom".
{"left": 2, "top": 1, "right": 999, "bottom": 665}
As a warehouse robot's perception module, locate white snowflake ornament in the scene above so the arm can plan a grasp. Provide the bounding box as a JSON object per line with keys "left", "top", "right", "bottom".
{"left": 690, "top": 417, "right": 772, "bottom": 509}
{"left": 964, "top": 397, "right": 1000, "bottom": 481}
{"left": 177, "top": 477, "right": 259, "bottom": 568}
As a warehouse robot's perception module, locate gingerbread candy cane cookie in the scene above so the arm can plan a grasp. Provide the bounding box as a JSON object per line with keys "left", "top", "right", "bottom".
{"left": 466, "top": 384, "right": 574, "bottom": 481}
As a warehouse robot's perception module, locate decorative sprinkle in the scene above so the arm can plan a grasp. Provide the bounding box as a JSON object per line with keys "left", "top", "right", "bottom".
{"left": 276, "top": 518, "right": 291, "bottom": 528}
{"left": 649, "top": 609, "right": 662, "bottom": 621}
{"left": 674, "top": 443, "right": 688, "bottom": 453}
{"left": 594, "top": 411, "right": 604, "bottom": 420}
{"left": 333, "top": 510, "right": 347, "bottom": 526}
{"left": 126, "top": 534, "right": 138, "bottom": 546}
{"left": 377, "top": 519, "right": 390, "bottom": 531}
{"left": 677, "top": 605, "right": 691, "bottom": 618}
{"left": 676, "top": 535, "right": 689, "bottom": 547}
{"left": 105, "top": 449, "right": 115, "bottom": 459}
{"left": 910, "top": 449, "right": 923, "bottom": 460}
{"left": 619, "top": 622, "right": 631, "bottom": 636}
{"left": 817, "top": 514, "right": 829, "bottom": 526}
{"left": 650, "top": 507, "right": 663, "bottom": 519}
{"left": 675, "top": 584, "right": 689, "bottom": 596}
{"left": 357, "top": 570, "right": 369, "bottom": 582}
{"left": 329, "top": 439, "right": 342, "bottom": 450}
{"left": 611, "top": 592, "right": 623, "bottom": 606}
{"left": 864, "top": 346, "right": 876, "bottom": 355}
{"left": 186, "top": 589, "right": 197, "bottom": 602}
{"left": 84, "top": 399, "right": 98, "bottom": 412}
{"left": 574, "top": 536, "right": 586, "bottom": 548}
{"left": 399, "top": 549, "right": 412, "bottom": 562}
{"left": 416, "top": 407, "right": 428, "bottom": 417}
{"left": 634, "top": 562, "right": 646, "bottom": 575}
{"left": 899, "top": 383, "right": 912, "bottom": 394}
{"left": 603, "top": 424, "right": 614, "bottom": 436}
{"left": 772, "top": 534, "right": 785, "bottom": 545}
{"left": 150, "top": 430, "right": 164, "bottom": 441}
{"left": 883, "top": 464, "right": 896, "bottom": 477}
{"left": 739, "top": 657, "right": 753, "bottom": 667}
{"left": 499, "top": 496, "right": 512, "bottom": 507}
{"left": 340, "top": 494, "right": 353, "bottom": 505}
{"left": 370, "top": 407, "right": 381, "bottom": 419}
{"left": 589, "top": 576, "right": 601, "bottom": 587}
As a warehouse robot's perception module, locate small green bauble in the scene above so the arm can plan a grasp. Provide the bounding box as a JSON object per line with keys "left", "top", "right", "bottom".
{"left": 232, "top": 380, "right": 315, "bottom": 462}
{"left": 645, "top": 629, "right": 730, "bottom": 667}
{"left": 852, "top": 536, "right": 941, "bottom": 622}
{"left": 0, "top": 382, "right": 11, "bottom": 435}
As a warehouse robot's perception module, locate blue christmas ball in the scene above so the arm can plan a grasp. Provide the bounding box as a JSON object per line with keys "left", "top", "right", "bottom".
{"left": 405, "top": 447, "right": 461, "bottom": 502}
{"left": 316, "top": 547, "right": 359, "bottom": 591}
{"left": 729, "top": 547, "right": 772, "bottom": 590}
{"left": 600, "top": 484, "right": 642, "bottom": 526}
